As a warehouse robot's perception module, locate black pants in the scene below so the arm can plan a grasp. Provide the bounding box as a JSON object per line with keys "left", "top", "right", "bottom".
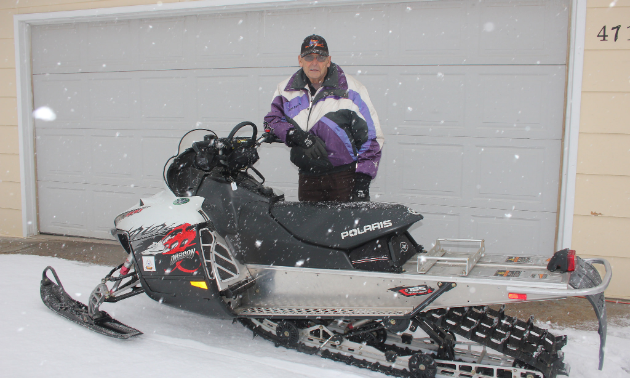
{"left": 298, "top": 169, "right": 355, "bottom": 202}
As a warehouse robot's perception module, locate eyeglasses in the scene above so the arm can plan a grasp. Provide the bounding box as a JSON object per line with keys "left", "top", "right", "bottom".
{"left": 303, "top": 54, "right": 328, "bottom": 63}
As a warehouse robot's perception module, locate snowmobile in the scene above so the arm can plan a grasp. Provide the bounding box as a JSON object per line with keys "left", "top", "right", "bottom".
{"left": 41, "top": 121, "right": 612, "bottom": 378}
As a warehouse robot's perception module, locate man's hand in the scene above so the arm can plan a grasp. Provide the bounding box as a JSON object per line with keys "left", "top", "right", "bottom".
{"left": 352, "top": 173, "right": 371, "bottom": 202}
{"left": 286, "top": 128, "right": 328, "bottom": 160}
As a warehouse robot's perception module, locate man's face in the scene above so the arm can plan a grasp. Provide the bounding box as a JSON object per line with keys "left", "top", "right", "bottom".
{"left": 298, "top": 54, "right": 331, "bottom": 85}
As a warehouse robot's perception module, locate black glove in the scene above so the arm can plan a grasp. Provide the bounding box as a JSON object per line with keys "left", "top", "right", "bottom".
{"left": 286, "top": 128, "right": 328, "bottom": 160}
{"left": 352, "top": 173, "right": 371, "bottom": 202}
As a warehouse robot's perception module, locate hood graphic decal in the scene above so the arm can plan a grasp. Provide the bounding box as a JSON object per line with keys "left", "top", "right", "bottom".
{"left": 141, "top": 223, "right": 200, "bottom": 274}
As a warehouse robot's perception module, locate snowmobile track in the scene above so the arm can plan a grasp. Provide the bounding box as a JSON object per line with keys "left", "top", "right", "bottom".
{"left": 239, "top": 310, "right": 567, "bottom": 378}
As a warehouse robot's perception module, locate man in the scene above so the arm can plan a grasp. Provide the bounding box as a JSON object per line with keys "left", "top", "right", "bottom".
{"left": 264, "top": 35, "right": 384, "bottom": 202}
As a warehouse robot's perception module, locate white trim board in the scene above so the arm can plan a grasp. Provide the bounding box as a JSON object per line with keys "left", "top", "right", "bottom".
{"left": 14, "top": 0, "right": 584, "bottom": 241}
{"left": 557, "top": 0, "right": 586, "bottom": 250}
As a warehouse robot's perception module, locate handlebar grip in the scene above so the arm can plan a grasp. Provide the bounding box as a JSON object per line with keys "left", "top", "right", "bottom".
{"left": 262, "top": 131, "right": 282, "bottom": 144}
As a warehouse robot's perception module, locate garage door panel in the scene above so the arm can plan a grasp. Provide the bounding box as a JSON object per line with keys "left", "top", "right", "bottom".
{"left": 471, "top": 211, "right": 555, "bottom": 256}
{"left": 197, "top": 73, "right": 257, "bottom": 122}
{"left": 89, "top": 78, "right": 134, "bottom": 119}
{"left": 406, "top": 207, "right": 462, "bottom": 248}
{"left": 92, "top": 189, "right": 138, "bottom": 235}
{"left": 407, "top": 204, "right": 556, "bottom": 256}
{"left": 32, "top": 23, "right": 82, "bottom": 75}
{"left": 478, "top": 0, "right": 568, "bottom": 62}
{"left": 89, "top": 134, "right": 137, "bottom": 182}
{"left": 398, "top": 72, "right": 466, "bottom": 135}
{"left": 38, "top": 184, "right": 88, "bottom": 231}
{"left": 258, "top": 9, "right": 326, "bottom": 64}
{"left": 472, "top": 138, "right": 560, "bottom": 209}
{"left": 195, "top": 13, "right": 252, "bottom": 62}
{"left": 399, "top": 142, "right": 464, "bottom": 198}
{"left": 472, "top": 67, "right": 565, "bottom": 139}
{"left": 256, "top": 144, "right": 299, "bottom": 186}
{"left": 140, "top": 76, "right": 189, "bottom": 119}
{"left": 383, "top": 136, "right": 559, "bottom": 212}
{"left": 141, "top": 136, "right": 181, "bottom": 184}
{"left": 480, "top": 74, "right": 542, "bottom": 125}
{"left": 476, "top": 146, "right": 544, "bottom": 201}
{"left": 479, "top": 2, "right": 547, "bottom": 54}
{"left": 325, "top": 5, "right": 390, "bottom": 62}
{"left": 474, "top": 215, "right": 542, "bottom": 255}
{"left": 87, "top": 21, "right": 136, "bottom": 65}
{"left": 36, "top": 133, "right": 88, "bottom": 183}
{"left": 392, "top": 66, "right": 564, "bottom": 139}
{"left": 32, "top": 77, "right": 84, "bottom": 124}
{"left": 37, "top": 182, "right": 152, "bottom": 239}
{"left": 370, "top": 147, "right": 390, "bottom": 195}
{"left": 139, "top": 17, "right": 187, "bottom": 62}
{"left": 399, "top": 1, "right": 467, "bottom": 55}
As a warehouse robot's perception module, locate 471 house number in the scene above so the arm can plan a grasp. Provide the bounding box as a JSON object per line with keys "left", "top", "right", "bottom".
{"left": 597, "top": 25, "right": 630, "bottom": 42}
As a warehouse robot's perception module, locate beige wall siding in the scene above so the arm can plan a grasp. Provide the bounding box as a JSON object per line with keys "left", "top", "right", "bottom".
{"left": 579, "top": 92, "right": 630, "bottom": 134}
{"left": 0, "top": 181, "right": 20, "bottom": 210}
{"left": 0, "top": 97, "right": 17, "bottom": 124}
{"left": 0, "top": 14, "right": 18, "bottom": 237}
{"left": 0, "top": 39, "right": 15, "bottom": 68}
{"left": 0, "top": 154, "right": 20, "bottom": 182}
{"left": 572, "top": 215, "right": 630, "bottom": 257}
{"left": 577, "top": 134, "right": 630, "bottom": 175}
{"left": 0, "top": 1, "right": 18, "bottom": 237}
{"left": 587, "top": 0, "right": 630, "bottom": 6}
{"left": 0, "top": 68, "right": 15, "bottom": 97}
{"left": 574, "top": 175, "right": 630, "bottom": 219}
{"left": 574, "top": 0, "right": 630, "bottom": 299}
{"left": 0, "top": 126, "right": 18, "bottom": 154}
{"left": 16, "top": 0, "right": 180, "bottom": 14}
{"left": 0, "top": 208, "right": 22, "bottom": 236}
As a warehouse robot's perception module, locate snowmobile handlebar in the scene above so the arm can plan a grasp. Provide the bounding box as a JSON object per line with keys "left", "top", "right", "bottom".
{"left": 191, "top": 122, "right": 279, "bottom": 156}
{"left": 227, "top": 121, "right": 257, "bottom": 146}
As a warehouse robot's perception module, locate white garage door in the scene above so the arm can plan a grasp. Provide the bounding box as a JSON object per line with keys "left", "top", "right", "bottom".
{"left": 32, "top": 0, "right": 569, "bottom": 256}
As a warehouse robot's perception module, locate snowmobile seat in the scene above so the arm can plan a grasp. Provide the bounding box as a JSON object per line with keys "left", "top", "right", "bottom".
{"left": 270, "top": 201, "right": 423, "bottom": 250}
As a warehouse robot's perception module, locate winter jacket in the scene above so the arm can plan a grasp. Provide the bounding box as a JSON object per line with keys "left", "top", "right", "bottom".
{"left": 264, "top": 63, "right": 384, "bottom": 178}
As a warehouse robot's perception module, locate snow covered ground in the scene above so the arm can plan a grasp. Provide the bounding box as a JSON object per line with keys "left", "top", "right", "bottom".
{"left": 2, "top": 254, "right": 629, "bottom": 378}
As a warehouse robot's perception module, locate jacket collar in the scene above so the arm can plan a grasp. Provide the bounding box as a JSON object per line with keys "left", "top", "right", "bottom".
{"left": 286, "top": 63, "right": 346, "bottom": 92}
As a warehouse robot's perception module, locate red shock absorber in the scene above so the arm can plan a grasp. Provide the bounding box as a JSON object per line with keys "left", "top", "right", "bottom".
{"left": 111, "top": 254, "right": 134, "bottom": 294}
{"left": 119, "top": 253, "right": 134, "bottom": 276}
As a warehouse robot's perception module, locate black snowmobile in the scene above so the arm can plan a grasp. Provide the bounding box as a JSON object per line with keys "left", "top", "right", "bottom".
{"left": 41, "top": 122, "right": 612, "bottom": 378}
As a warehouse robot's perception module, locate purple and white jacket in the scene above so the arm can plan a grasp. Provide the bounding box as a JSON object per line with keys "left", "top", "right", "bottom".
{"left": 264, "top": 64, "right": 384, "bottom": 178}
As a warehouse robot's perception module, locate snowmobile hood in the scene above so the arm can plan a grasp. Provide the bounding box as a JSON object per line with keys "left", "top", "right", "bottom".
{"left": 270, "top": 201, "right": 423, "bottom": 250}
{"left": 113, "top": 191, "right": 205, "bottom": 240}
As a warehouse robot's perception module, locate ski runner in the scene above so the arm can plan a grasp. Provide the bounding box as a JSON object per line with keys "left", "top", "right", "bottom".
{"left": 264, "top": 35, "right": 385, "bottom": 202}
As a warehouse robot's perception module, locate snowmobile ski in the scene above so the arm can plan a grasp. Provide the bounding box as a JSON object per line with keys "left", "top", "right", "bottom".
{"left": 40, "top": 266, "right": 142, "bottom": 339}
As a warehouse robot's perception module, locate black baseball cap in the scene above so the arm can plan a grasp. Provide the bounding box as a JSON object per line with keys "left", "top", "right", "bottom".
{"left": 300, "top": 35, "right": 329, "bottom": 57}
